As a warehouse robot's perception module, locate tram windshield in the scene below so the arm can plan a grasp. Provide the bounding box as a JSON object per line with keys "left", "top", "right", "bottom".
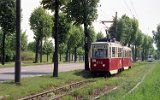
{"left": 92, "top": 45, "right": 108, "bottom": 58}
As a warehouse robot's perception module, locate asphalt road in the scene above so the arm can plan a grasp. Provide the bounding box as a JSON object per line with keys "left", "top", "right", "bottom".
{"left": 0, "top": 63, "right": 84, "bottom": 82}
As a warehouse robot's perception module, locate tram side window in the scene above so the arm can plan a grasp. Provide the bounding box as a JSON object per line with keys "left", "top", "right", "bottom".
{"left": 118, "top": 48, "right": 122, "bottom": 57}
{"left": 108, "top": 47, "right": 111, "bottom": 58}
{"left": 125, "top": 50, "right": 127, "bottom": 57}
{"left": 112, "top": 47, "right": 116, "bottom": 57}
{"left": 129, "top": 51, "right": 131, "bottom": 57}
{"left": 106, "top": 48, "right": 108, "bottom": 58}
{"left": 124, "top": 50, "right": 131, "bottom": 57}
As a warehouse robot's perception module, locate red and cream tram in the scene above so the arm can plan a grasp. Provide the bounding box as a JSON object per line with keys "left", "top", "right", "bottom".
{"left": 90, "top": 41, "right": 132, "bottom": 75}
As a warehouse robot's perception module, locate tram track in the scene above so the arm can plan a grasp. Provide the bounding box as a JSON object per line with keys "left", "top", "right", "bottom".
{"left": 19, "top": 80, "right": 93, "bottom": 100}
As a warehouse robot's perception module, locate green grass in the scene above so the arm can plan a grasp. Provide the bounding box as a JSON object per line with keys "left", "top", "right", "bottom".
{"left": 0, "top": 61, "right": 52, "bottom": 68}
{"left": 99, "top": 61, "right": 158, "bottom": 100}
{"left": 67, "top": 62, "right": 156, "bottom": 100}
{"left": 0, "top": 70, "right": 91, "bottom": 100}
{"left": 123, "top": 62, "right": 160, "bottom": 100}
{"left": 0, "top": 61, "right": 155, "bottom": 100}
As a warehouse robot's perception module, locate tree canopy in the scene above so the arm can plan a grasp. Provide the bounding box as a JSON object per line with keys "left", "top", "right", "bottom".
{"left": 30, "top": 7, "right": 53, "bottom": 40}
{"left": 0, "top": 0, "right": 16, "bottom": 65}
{"left": 30, "top": 7, "right": 53, "bottom": 63}
{"left": 96, "top": 32, "right": 104, "bottom": 41}
{"left": 65, "top": 0, "right": 99, "bottom": 25}
{"left": 153, "top": 24, "right": 160, "bottom": 51}
{"left": 0, "top": 0, "right": 16, "bottom": 33}
{"left": 109, "top": 15, "right": 139, "bottom": 46}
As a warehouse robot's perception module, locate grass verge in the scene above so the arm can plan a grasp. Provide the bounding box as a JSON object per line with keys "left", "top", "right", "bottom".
{"left": 0, "top": 61, "right": 154, "bottom": 100}
{"left": 99, "top": 61, "right": 157, "bottom": 100}
{"left": 64, "top": 61, "right": 156, "bottom": 100}
{"left": 0, "top": 70, "right": 92, "bottom": 100}
{"left": 123, "top": 61, "right": 160, "bottom": 100}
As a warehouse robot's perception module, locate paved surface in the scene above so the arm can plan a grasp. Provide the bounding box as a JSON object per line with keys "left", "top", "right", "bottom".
{"left": 0, "top": 63, "right": 84, "bottom": 82}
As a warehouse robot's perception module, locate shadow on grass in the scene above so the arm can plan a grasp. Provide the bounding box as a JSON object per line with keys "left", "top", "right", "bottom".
{"left": 74, "top": 70, "right": 93, "bottom": 78}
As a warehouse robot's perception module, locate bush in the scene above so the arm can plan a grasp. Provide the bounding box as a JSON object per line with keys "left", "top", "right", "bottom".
{"left": 21, "top": 51, "right": 34, "bottom": 61}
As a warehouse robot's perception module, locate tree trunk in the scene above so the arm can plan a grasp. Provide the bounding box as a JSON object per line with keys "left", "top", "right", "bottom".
{"left": 142, "top": 48, "right": 144, "bottom": 61}
{"left": 1, "top": 31, "right": 6, "bottom": 65}
{"left": 69, "top": 51, "right": 70, "bottom": 62}
{"left": 40, "top": 39, "right": 43, "bottom": 63}
{"left": 84, "top": 22, "right": 89, "bottom": 71}
{"left": 134, "top": 44, "right": 137, "bottom": 62}
{"left": 60, "top": 53, "right": 61, "bottom": 61}
{"left": 65, "top": 47, "right": 69, "bottom": 62}
{"left": 53, "top": 0, "right": 59, "bottom": 77}
{"left": 74, "top": 47, "right": 77, "bottom": 62}
{"left": 47, "top": 51, "right": 49, "bottom": 62}
{"left": 52, "top": 52, "right": 55, "bottom": 62}
{"left": 34, "top": 38, "right": 40, "bottom": 63}
{"left": 72, "top": 53, "right": 74, "bottom": 61}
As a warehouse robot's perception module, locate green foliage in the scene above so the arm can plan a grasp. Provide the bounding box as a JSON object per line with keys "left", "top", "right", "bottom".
{"left": 53, "top": 13, "right": 71, "bottom": 45}
{"left": 30, "top": 7, "right": 53, "bottom": 63}
{"left": 42, "top": 40, "right": 54, "bottom": 54}
{"left": 0, "top": 0, "right": 16, "bottom": 64}
{"left": 109, "top": 15, "right": 139, "bottom": 46}
{"left": 27, "top": 41, "right": 36, "bottom": 52}
{"left": 0, "top": 32, "right": 28, "bottom": 62}
{"left": 21, "top": 51, "right": 34, "bottom": 61}
{"left": 66, "top": 0, "right": 99, "bottom": 25}
{"left": 136, "top": 30, "right": 144, "bottom": 47}
{"left": 88, "top": 27, "right": 96, "bottom": 49}
{"left": 96, "top": 32, "right": 104, "bottom": 41}
{"left": 21, "top": 32, "right": 28, "bottom": 51}
{"left": 67, "top": 25, "right": 83, "bottom": 49}
{"left": 41, "top": 0, "right": 69, "bottom": 11}
{"left": 30, "top": 7, "right": 53, "bottom": 40}
{"left": 5, "top": 34, "right": 15, "bottom": 61}
{"left": 153, "top": 24, "right": 160, "bottom": 50}
{"left": 77, "top": 47, "right": 84, "bottom": 55}
{"left": 0, "top": 0, "right": 16, "bottom": 33}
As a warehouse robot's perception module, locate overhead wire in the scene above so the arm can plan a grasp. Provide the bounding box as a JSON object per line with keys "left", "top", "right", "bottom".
{"left": 123, "top": 0, "right": 135, "bottom": 18}
{"left": 129, "top": 0, "right": 139, "bottom": 19}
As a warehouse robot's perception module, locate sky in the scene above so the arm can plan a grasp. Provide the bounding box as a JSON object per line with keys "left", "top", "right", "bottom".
{"left": 21, "top": 0, "right": 160, "bottom": 42}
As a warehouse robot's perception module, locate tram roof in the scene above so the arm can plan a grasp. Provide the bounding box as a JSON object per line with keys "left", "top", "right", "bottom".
{"left": 123, "top": 46, "right": 131, "bottom": 50}
{"left": 92, "top": 41, "right": 122, "bottom": 47}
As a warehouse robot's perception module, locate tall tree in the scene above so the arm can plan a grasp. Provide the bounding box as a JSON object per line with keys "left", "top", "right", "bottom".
{"left": 41, "top": 0, "right": 70, "bottom": 77}
{"left": 21, "top": 31, "right": 28, "bottom": 51}
{"left": 141, "top": 34, "right": 153, "bottom": 61}
{"left": 67, "top": 25, "right": 83, "bottom": 62}
{"left": 128, "top": 18, "right": 139, "bottom": 47}
{"left": 30, "top": 7, "right": 53, "bottom": 63}
{"left": 54, "top": 13, "right": 71, "bottom": 61}
{"left": 109, "top": 15, "right": 138, "bottom": 46}
{"left": 0, "top": 0, "right": 16, "bottom": 65}
{"left": 153, "top": 24, "right": 160, "bottom": 51}
{"left": 43, "top": 39, "right": 54, "bottom": 62}
{"left": 27, "top": 41, "right": 36, "bottom": 52}
{"left": 135, "top": 30, "right": 144, "bottom": 60}
{"left": 88, "top": 27, "right": 96, "bottom": 49}
{"left": 66, "top": 0, "right": 99, "bottom": 70}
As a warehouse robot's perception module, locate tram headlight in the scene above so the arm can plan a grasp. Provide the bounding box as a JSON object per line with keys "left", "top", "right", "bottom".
{"left": 102, "top": 64, "right": 105, "bottom": 67}
{"left": 94, "top": 64, "right": 97, "bottom": 67}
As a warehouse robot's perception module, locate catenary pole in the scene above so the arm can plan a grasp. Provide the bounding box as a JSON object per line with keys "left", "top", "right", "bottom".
{"left": 15, "top": 0, "right": 21, "bottom": 83}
